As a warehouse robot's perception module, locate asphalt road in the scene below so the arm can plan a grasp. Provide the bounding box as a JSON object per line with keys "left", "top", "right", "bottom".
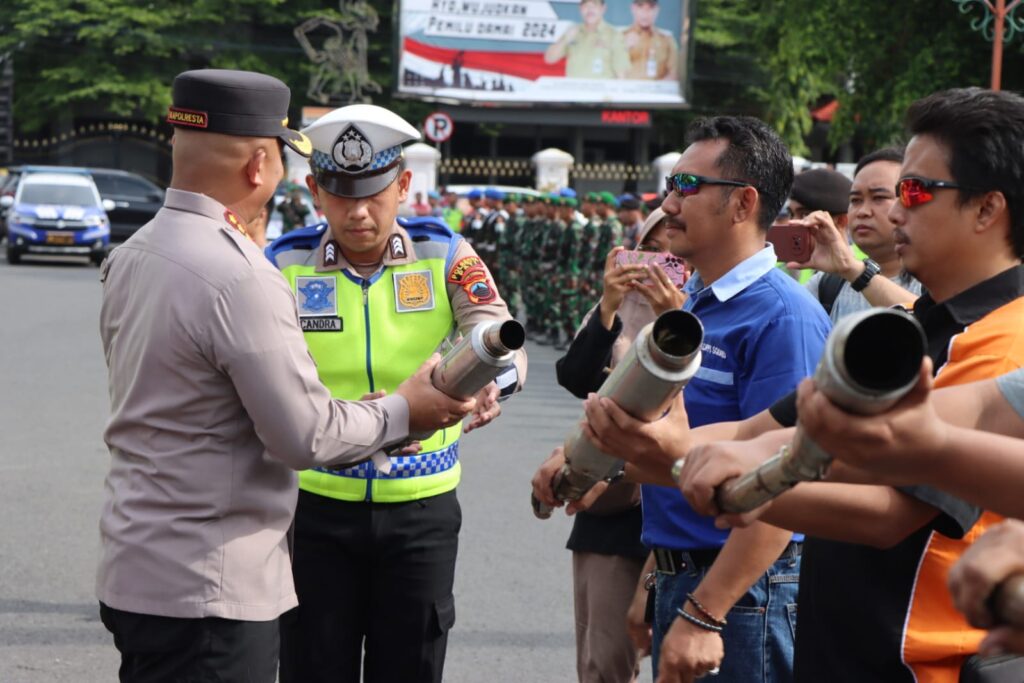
{"left": 0, "top": 254, "right": 651, "bottom": 682}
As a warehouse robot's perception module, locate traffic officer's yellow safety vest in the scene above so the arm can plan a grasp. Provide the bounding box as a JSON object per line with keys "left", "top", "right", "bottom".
{"left": 271, "top": 224, "right": 462, "bottom": 503}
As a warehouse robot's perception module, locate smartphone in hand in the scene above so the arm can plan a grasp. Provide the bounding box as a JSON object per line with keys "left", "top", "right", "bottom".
{"left": 767, "top": 223, "right": 814, "bottom": 263}
{"left": 614, "top": 250, "right": 689, "bottom": 290}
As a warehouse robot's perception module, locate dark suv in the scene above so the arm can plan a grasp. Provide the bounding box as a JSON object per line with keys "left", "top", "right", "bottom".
{"left": 87, "top": 169, "right": 164, "bottom": 241}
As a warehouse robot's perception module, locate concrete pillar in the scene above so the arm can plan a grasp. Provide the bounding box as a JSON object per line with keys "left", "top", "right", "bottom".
{"left": 404, "top": 142, "right": 441, "bottom": 208}
{"left": 532, "top": 147, "right": 574, "bottom": 192}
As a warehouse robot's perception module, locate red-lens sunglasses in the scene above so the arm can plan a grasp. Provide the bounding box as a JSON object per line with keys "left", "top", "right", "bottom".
{"left": 896, "top": 176, "right": 975, "bottom": 208}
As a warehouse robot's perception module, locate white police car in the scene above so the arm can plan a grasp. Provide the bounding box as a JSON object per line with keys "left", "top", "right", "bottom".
{"left": 1, "top": 170, "right": 113, "bottom": 265}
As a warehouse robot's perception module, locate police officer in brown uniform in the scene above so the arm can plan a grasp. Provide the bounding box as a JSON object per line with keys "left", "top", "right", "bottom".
{"left": 269, "top": 105, "right": 528, "bottom": 683}
{"left": 96, "top": 69, "right": 473, "bottom": 683}
{"left": 622, "top": 0, "right": 678, "bottom": 80}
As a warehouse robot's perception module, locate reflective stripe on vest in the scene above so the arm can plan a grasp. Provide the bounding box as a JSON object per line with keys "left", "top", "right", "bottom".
{"left": 275, "top": 236, "right": 461, "bottom": 502}
{"left": 300, "top": 443, "right": 461, "bottom": 503}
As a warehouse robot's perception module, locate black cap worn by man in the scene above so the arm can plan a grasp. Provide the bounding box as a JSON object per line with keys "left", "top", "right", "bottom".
{"left": 167, "top": 69, "right": 312, "bottom": 157}
{"left": 789, "top": 168, "right": 852, "bottom": 216}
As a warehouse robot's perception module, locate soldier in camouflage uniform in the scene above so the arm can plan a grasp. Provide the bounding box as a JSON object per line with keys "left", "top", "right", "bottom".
{"left": 555, "top": 195, "right": 585, "bottom": 349}
{"left": 496, "top": 193, "right": 522, "bottom": 317}
{"left": 593, "top": 191, "right": 624, "bottom": 299}
{"left": 577, "top": 194, "right": 602, "bottom": 325}
{"left": 517, "top": 197, "right": 540, "bottom": 334}
{"left": 536, "top": 194, "right": 563, "bottom": 345}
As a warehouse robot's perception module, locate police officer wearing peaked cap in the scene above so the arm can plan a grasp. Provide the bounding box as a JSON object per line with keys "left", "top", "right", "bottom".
{"left": 267, "top": 104, "right": 528, "bottom": 683}
{"left": 97, "top": 70, "right": 472, "bottom": 682}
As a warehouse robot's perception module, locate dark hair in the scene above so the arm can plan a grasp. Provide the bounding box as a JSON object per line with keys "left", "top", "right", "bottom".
{"left": 854, "top": 146, "right": 904, "bottom": 177}
{"left": 907, "top": 87, "right": 1024, "bottom": 258}
{"left": 686, "top": 116, "right": 793, "bottom": 231}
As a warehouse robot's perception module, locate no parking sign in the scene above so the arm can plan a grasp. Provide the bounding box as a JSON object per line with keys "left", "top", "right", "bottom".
{"left": 423, "top": 112, "right": 454, "bottom": 143}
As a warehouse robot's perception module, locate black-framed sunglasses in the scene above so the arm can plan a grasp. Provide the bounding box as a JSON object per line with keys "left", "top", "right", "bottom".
{"left": 895, "top": 176, "right": 978, "bottom": 208}
{"left": 665, "top": 173, "right": 751, "bottom": 197}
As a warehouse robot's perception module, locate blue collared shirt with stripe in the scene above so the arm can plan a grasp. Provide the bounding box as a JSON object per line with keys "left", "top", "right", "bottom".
{"left": 642, "top": 245, "right": 832, "bottom": 551}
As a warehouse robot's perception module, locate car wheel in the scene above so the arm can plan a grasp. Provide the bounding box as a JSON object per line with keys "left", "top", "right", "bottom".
{"left": 6, "top": 246, "right": 20, "bottom": 265}
{"left": 91, "top": 252, "right": 107, "bottom": 267}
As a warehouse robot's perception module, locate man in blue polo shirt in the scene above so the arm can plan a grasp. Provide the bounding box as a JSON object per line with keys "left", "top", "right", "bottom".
{"left": 577, "top": 117, "right": 831, "bottom": 682}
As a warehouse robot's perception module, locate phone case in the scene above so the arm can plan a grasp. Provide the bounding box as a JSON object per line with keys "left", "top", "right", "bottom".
{"left": 767, "top": 224, "right": 814, "bottom": 263}
{"left": 614, "top": 250, "right": 688, "bottom": 290}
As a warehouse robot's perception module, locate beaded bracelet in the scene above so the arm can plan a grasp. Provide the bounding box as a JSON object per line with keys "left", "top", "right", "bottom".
{"left": 676, "top": 605, "right": 724, "bottom": 634}
{"left": 687, "top": 593, "right": 728, "bottom": 627}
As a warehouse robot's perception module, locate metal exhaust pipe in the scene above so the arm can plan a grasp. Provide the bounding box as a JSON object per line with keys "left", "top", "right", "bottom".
{"left": 533, "top": 310, "right": 704, "bottom": 519}
{"left": 407, "top": 320, "right": 523, "bottom": 442}
{"left": 432, "top": 319, "right": 524, "bottom": 400}
{"left": 714, "top": 308, "right": 926, "bottom": 513}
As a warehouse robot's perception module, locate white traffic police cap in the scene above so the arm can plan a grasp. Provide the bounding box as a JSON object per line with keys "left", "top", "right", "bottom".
{"left": 303, "top": 104, "right": 421, "bottom": 198}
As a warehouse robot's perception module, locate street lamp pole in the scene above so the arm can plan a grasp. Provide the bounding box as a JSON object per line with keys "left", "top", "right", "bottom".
{"left": 954, "top": 0, "right": 1024, "bottom": 90}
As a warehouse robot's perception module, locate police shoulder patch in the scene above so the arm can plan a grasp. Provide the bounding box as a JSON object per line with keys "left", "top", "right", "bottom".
{"left": 447, "top": 256, "right": 484, "bottom": 284}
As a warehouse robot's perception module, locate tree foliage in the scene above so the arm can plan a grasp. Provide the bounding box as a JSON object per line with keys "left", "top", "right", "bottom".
{"left": 2, "top": 0, "right": 1023, "bottom": 154}
{"left": 748, "top": 0, "right": 1024, "bottom": 154}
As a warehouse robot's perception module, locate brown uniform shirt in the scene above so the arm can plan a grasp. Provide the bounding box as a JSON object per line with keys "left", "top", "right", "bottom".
{"left": 563, "top": 21, "right": 632, "bottom": 79}
{"left": 97, "top": 189, "right": 409, "bottom": 621}
{"left": 622, "top": 25, "right": 678, "bottom": 80}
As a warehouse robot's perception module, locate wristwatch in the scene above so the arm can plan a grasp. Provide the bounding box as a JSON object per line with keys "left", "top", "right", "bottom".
{"left": 850, "top": 258, "right": 881, "bottom": 292}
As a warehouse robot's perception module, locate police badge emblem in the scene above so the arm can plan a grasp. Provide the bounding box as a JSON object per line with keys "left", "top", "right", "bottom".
{"left": 332, "top": 124, "right": 374, "bottom": 174}
{"left": 296, "top": 276, "right": 343, "bottom": 331}
{"left": 393, "top": 271, "right": 435, "bottom": 313}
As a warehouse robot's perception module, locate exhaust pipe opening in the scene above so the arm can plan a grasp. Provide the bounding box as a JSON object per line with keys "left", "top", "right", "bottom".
{"left": 844, "top": 312, "right": 925, "bottom": 393}
{"left": 498, "top": 320, "right": 526, "bottom": 351}
{"left": 651, "top": 310, "right": 703, "bottom": 360}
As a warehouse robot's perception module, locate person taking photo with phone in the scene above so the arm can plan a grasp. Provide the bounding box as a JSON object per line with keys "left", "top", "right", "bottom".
{"left": 787, "top": 149, "right": 923, "bottom": 321}
{"left": 532, "top": 208, "right": 680, "bottom": 683}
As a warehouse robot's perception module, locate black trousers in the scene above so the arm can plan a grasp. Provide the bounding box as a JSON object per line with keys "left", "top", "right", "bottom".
{"left": 99, "top": 603, "right": 279, "bottom": 683}
{"left": 279, "top": 489, "right": 461, "bottom": 683}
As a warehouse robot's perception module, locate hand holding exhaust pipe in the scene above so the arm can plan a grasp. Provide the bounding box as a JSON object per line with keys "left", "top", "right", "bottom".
{"left": 675, "top": 429, "right": 794, "bottom": 525}
{"left": 409, "top": 320, "right": 524, "bottom": 440}
{"left": 795, "top": 357, "right": 945, "bottom": 485}
{"left": 948, "top": 520, "right": 1024, "bottom": 655}
{"left": 712, "top": 308, "right": 927, "bottom": 514}
{"left": 532, "top": 310, "right": 704, "bottom": 519}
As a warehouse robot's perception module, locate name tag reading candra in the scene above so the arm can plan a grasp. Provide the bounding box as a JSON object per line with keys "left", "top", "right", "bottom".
{"left": 301, "top": 317, "right": 343, "bottom": 332}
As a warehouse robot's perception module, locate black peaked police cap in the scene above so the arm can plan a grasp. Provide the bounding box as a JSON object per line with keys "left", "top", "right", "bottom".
{"left": 167, "top": 69, "right": 312, "bottom": 157}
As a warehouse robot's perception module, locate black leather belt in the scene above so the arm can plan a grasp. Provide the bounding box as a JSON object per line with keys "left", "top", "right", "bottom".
{"left": 653, "top": 541, "right": 802, "bottom": 576}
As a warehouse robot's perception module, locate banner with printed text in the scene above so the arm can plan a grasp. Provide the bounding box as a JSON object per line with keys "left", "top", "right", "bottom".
{"left": 396, "top": 0, "right": 690, "bottom": 106}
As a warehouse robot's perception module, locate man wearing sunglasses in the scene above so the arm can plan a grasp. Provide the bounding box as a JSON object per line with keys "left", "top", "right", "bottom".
{"left": 600, "top": 88, "right": 1024, "bottom": 683}
{"left": 538, "top": 117, "right": 831, "bottom": 682}
{"left": 789, "top": 148, "right": 922, "bottom": 323}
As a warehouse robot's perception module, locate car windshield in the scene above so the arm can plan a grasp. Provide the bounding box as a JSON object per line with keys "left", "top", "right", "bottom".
{"left": 20, "top": 184, "right": 96, "bottom": 206}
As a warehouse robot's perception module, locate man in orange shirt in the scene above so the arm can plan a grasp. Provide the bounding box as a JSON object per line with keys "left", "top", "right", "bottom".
{"left": 586, "top": 87, "right": 1024, "bottom": 683}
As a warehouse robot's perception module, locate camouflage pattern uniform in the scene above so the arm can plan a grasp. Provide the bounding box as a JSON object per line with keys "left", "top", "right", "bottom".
{"left": 537, "top": 196, "right": 563, "bottom": 344}
{"left": 496, "top": 194, "right": 522, "bottom": 316}
{"left": 594, "top": 192, "right": 624, "bottom": 299}
{"left": 556, "top": 199, "right": 585, "bottom": 348}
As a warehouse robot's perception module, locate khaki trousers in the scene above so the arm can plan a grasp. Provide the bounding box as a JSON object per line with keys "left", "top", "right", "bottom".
{"left": 573, "top": 551, "right": 646, "bottom": 683}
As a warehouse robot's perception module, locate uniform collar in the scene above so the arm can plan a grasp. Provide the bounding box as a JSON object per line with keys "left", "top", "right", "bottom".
{"left": 684, "top": 245, "right": 777, "bottom": 303}
{"left": 315, "top": 222, "right": 418, "bottom": 273}
{"left": 164, "top": 188, "right": 228, "bottom": 222}
{"left": 163, "top": 188, "right": 251, "bottom": 241}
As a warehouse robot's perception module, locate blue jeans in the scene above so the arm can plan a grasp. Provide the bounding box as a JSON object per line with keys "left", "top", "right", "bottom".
{"left": 652, "top": 548, "right": 800, "bottom": 682}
